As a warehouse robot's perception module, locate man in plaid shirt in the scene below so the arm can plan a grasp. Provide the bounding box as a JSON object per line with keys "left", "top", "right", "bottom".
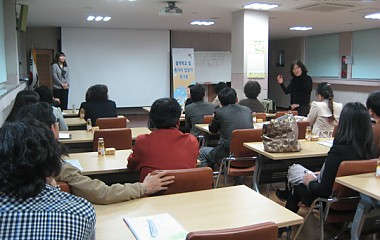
{"left": 0, "top": 118, "right": 95, "bottom": 239}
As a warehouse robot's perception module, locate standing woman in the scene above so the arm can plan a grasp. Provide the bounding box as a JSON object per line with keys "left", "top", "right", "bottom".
{"left": 277, "top": 60, "right": 313, "bottom": 116}
{"left": 52, "top": 52, "right": 70, "bottom": 110}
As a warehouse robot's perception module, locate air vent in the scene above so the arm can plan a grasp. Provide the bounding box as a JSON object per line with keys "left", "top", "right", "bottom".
{"left": 297, "top": 3, "right": 354, "bottom": 12}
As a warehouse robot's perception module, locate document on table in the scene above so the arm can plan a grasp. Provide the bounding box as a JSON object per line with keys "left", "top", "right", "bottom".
{"left": 318, "top": 139, "right": 333, "bottom": 147}
{"left": 64, "top": 159, "right": 83, "bottom": 171}
{"left": 123, "top": 213, "right": 188, "bottom": 240}
{"left": 59, "top": 133, "right": 71, "bottom": 139}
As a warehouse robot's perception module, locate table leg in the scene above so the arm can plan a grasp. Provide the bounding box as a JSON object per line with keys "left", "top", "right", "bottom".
{"left": 252, "top": 155, "right": 263, "bottom": 192}
{"left": 351, "top": 194, "right": 379, "bottom": 240}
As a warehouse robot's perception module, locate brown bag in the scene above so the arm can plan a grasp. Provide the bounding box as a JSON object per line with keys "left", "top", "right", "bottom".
{"left": 262, "top": 113, "right": 302, "bottom": 153}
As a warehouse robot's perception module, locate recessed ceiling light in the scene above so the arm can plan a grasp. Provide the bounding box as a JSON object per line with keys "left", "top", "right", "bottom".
{"left": 129, "top": 0, "right": 136, "bottom": 1}
{"left": 87, "top": 16, "right": 95, "bottom": 21}
{"left": 190, "top": 21, "right": 215, "bottom": 26}
{"left": 365, "top": 12, "right": 380, "bottom": 19}
{"left": 244, "top": 2, "right": 279, "bottom": 10}
{"left": 103, "top": 16, "right": 112, "bottom": 21}
{"left": 95, "top": 16, "right": 104, "bottom": 21}
{"left": 289, "top": 26, "right": 313, "bottom": 31}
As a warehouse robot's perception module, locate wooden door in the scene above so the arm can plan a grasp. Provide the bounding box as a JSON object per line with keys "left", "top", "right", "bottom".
{"left": 36, "top": 49, "right": 54, "bottom": 88}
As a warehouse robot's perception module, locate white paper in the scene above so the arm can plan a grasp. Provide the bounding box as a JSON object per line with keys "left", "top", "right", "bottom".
{"left": 59, "top": 133, "right": 71, "bottom": 139}
{"left": 318, "top": 139, "right": 333, "bottom": 147}
{"left": 65, "top": 159, "right": 83, "bottom": 171}
{"left": 124, "top": 213, "right": 188, "bottom": 240}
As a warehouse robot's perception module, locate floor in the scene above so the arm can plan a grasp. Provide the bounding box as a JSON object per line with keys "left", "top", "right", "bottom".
{"left": 123, "top": 113, "right": 380, "bottom": 240}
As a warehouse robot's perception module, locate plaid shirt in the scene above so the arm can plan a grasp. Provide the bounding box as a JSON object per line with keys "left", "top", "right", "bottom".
{"left": 0, "top": 185, "right": 95, "bottom": 239}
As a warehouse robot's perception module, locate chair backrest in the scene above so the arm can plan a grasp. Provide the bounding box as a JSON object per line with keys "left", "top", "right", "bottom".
{"left": 57, "top": 182, "right": 71, "bottom": 193}
{"left": 93, "top": 128, "right": 132, "bottom": 151}
{"left": 96, "top": 116, "right": 127, "bottom": 129}
{"left": 203, "top": 115, "right": 214, "bottom": 124}
{"left": 297, "top": 121, "right": 310, "bottom": 139}
{"left": 229, "top": 129, "right": 262, "bottom": 168}
{"left": 186, "top": 222, "right": 278, "bottom": 240}
{"left": 255, "top": 112, "right": 267, "bottom": 121}
{"left": 275, "top": 110, "right": 298, "bottom": 118}
{"left": 151, "top": 167, "right": 213, "bottom": 196}
{"left": 331, "top": 159, "right": 378, "bottom": 211}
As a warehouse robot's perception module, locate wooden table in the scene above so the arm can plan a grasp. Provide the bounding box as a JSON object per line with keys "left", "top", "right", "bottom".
{"left": 244, "top": 139, "right": 331, "bottom": 192}
{"left": 66, "top": 149, "right": 131, "bottom": 175}
{"left": 336, "top": 173, "right": 380, "bottom": 239}
{"left": 64, "top": 117, "right": 87, "bottom": 128}
{"left": 62, "top": 109, "right": 79, "bottom": 117}
{"left": 195, "top": 122, "right": 268, "bottom": 134}
{"left": 94, "top": 185, "right": 303, "bottom": 240}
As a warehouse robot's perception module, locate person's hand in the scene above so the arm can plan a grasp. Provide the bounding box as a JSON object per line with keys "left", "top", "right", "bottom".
{"left": 53, "top": 97, "right": 61, "bottom": 104}
{"left": 291, "top": 104, "right": 299, "bottom": 110}
{"left": 62, "top": 83, "right": 69, "bottom": 90}
{"left": 142, "top": 171, "right": 175, "bottom": 195}
{"left": 277, "top": 75, "right": 283, "bottom": 84}
{"left": 46, "top": 177, "right": 58, "bottom": 187}
{"left": 303, "top": 172, "right": 317, "bottom": 186}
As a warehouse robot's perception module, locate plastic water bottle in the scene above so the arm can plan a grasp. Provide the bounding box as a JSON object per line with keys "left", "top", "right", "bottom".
{"left": 98, "top": 138, "right": 105, "bottom": 156}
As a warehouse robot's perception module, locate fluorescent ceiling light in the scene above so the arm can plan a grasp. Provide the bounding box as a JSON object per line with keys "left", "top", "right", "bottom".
{"left": 190, "top": 21, "right": 215, "bottom": 26}
{"left": 365, "top": 12, "right": 380, "bottom": 19}
{"left": 289, "top": 26, "right": 313, "bottom": 31}
{"left": 244, "top": 2, "right": 279, "bottom": 10}
{"left": 103, "top": 16, "right": 112, "bottom": 21}
{"left": 95, "top": 16, "right": 103, "bottom": 21}
{"left": 87, "top": 16, "right": 95, "bottom": 21}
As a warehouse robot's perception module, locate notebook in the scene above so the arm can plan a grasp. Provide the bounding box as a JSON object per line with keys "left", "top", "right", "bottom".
{"left": 318, "top": 139, "right": 333, "bottom": 147}
{"left": 59, "top": 133, "right": 71, "bottom": 139}
{"left": 123, "top": 213, "right": 188, "bottom": 240}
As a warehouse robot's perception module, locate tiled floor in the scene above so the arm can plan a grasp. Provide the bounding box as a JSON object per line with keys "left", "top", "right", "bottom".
{"left": 124, "top": 113, "right": 380, "bottom": 240}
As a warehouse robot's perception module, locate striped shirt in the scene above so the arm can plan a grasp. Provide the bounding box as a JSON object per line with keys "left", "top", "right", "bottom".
{"left": 0, "top": 185, "right": 95, "bottom": 239}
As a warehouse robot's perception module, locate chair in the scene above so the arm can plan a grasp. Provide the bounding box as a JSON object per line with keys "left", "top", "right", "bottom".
{"left": 93, "top": 128, "right": 132, "bottom": 151}
{"left": 255, "top": 112, "right": 267, "bottom": 121}
{"left": 198, "top": 115, "right": 215, "bottom": 147}
{"left": 150, "top": 167, "right": 213, "bottom": 196}
{"left": 294, "top": 159, "right": 378, "bottom": 240}
{"left": 57, "top": 182, "right": 71, "bottom": 193}
{"left": 297, "top": 121, "right": 310, "bottom": 139}
{"left": 186, "top": 222, "right": 278, "bottom": 240}
{"left": 275, "top": 110, "right": 298, "bottom": 118}
{"left": 215, "top": 129, "right": 262, "bottom": 188}
{"left": 96, "top": 116, "right": 128, "bottom": 129}
{"left": 203, "top": 115, "right": 214, "bottom": 124}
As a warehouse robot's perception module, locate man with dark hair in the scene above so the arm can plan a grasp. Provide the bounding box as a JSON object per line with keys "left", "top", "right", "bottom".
{"left": 198, "top": 87, "right": 253, "bottom": 168}
{"left": 239, "top": 80, "right": 265, "bottom": 113}
{"left": 35, "top": 85, "right": 68, "bottom": 131}
{"left": 128, "top": 98, "right": 199, "bottom": 181}
{"left": 366, "top": 90, "right": 380, "bottom": 156}
{"left": 0, "top": 119, "right": 96, "bottom": 239}
{"left": 212, "top": 82, "right": 228, "bottom": 108}
{"left": 185, "top": 84, "right": 214, "bottom": 136}
{"left": 17, "top": 102, "right": 175, "bottom": 204}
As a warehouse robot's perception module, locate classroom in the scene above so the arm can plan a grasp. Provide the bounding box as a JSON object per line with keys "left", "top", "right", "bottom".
{"left": 0, "top": 0, "right": 380, "bottom": 239}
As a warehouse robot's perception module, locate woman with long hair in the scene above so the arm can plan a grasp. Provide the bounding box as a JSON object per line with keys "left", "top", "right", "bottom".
{"left": 52, "top": 52, "right": 70, "bottom": 110}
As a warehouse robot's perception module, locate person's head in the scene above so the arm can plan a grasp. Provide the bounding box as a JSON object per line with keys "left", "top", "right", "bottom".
{"left": 190, "top": 84, "right": 206, "bottom": 102}
{"left": 54, "top": 52, "right": 67, "bottom": 66}
{"left": 366, "top": 91, "right": 380, "bottom": 118}
{"left": 334, "top": 102, "right": 373, "bottom": 159}
{"left": 214, "top": 82, "right": 228, "bottom": 94}
{"left": 316, "top": 82, "right": 335, "bottom": 121}
{"left": 35, "top": 85, "right": 54, "bottom": 104}
{"left": 244, "top": 81, "right": 261, "bottom": 99}
{"left": 6, "top": 90, "right": 40, "bottom": 122}
{"left": 186, "top": 84, "right": 195, "bottom": 99}
{"left": 290, "top": 60, "right": 308, "bottom": 77}
{"left": 0, "top": 119, "right": 62, "bottom": 199}
{"left": 218, "top": 87, "right": 237, "bottom": 106}
{"left": 17, "top": 102, "right": 59, "bottom": 139}
{"left": 86, "top": 84, "right": 109, "bottom": 102}
{"left": 149, "top": 98, "right": 181, "bottom": 129}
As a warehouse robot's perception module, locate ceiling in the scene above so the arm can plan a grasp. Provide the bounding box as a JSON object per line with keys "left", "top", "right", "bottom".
{"left": 17, "top": 0, "right": 380, "bottom": 39}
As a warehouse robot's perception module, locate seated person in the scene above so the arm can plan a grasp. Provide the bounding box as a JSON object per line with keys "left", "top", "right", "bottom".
{"left": 5, "top": 90, "right": 39, "bottom": 122}
{"left": 79, "top": 84, "right": 117, "bottom": 125}
{"left": 212, "top": 82, "right": 228, "bottom": 108}
{"left": 17, "top": 102, "right": 175, "bottom": 204}
{"left": 128, "top": 98, "right": 199, "bottom": 182}
{"left": 238, "top": 80, "right": 265, "bottom": 113}
{"left": 0, "top": 119, "right": 95, "bottom": 239}
{"left": 279, "top": 102, "right": 375, "bottom": 215}
{"left": 198, "top": 87, "right": 253, "bottom": 168}
{"left": 184, "top": 84, "right": 195, "bottom": 107}
{"left": 185, "top": 84, "right": 215, "bottom": 136}
{"left": 35, "top": 85, "right": 68, "bottom": 131}
{"left": 305, "top": 82, "right": 342, "bottom": 137}
{"left": 366, "top": 90, "right": 380, "bottom": 156}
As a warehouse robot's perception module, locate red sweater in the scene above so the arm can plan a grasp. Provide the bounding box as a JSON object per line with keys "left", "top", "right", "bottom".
{"left": 127, "top": 128, "right": 199, "bottom": 181}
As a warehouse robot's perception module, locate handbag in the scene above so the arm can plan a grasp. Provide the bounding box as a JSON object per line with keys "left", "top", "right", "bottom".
{"left": 262, "top": 113, "right": 302, "bottom": 153}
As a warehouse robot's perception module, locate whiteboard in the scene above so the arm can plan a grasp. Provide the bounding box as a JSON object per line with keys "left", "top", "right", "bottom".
{"left": 194, "top": 51, "right": 231, "bottom": 83}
